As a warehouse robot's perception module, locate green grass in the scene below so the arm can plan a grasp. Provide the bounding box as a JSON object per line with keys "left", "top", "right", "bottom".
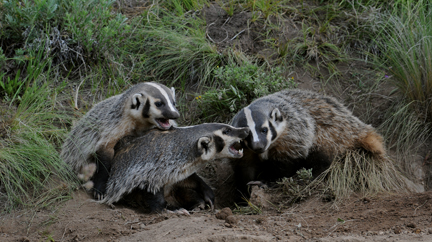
{"left": 136, "top": 7, "right": 223, "bottom": 87}
{"left": 374, "top": 0, "right": 432, "bottom": 121}
{"left": 0, "top": 59, "right": 77, "bottom": 212}
{"left": 378, "top": 102, "right": 431, "bottom": 175}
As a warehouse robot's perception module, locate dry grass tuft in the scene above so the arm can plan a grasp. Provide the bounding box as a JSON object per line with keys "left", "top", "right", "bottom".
{"left": 311, "top": 150, "right": 409, "bottom": 201}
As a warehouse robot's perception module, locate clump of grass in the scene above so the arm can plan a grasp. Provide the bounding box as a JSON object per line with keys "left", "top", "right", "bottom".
{"left": 378, "top": 102, "right": 431, "bottom": 176}
{"left": 138, "top": 7, "right": 223, "bottom": 87}
{"left": 233, "top": 199, "right": 262, "bottom": 215}
{"left": 274, "top": 168, "right": 335, "bottom": 204}
{"left": 374, "top": 0, "right": 432, "bottom": 122}
{"left": 311, "top": 150, "right": 408, "bottom": 200}
{"left": 0, "top": 64, "right": 77, "bottom": 212}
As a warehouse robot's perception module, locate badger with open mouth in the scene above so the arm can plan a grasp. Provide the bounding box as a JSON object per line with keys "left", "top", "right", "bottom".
{"left": 100, "top": 123, "right": 249, "bottom": 213}
{"left": 60, "top": 82, "right": 180, "bottom": 200}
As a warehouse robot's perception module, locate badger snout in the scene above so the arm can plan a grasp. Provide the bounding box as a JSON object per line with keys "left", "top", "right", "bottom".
{"left": 247, "top": 135, "right": 267, "bottom": 154}
{"left": 236, "top": 127, "right": 250, "bottom": 139}
{"left": 162, "top": 109, "right": 180, "bottom": 119}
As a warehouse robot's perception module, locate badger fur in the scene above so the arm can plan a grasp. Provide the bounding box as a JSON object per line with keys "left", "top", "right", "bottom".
{"left": 230, "top": 89, "right": 385, "bottom": 198}
{"left": 60, "top": 82, "right": 180, "bottom": 199}
{"left": 101, "top": 123, "right": 249, "bottom": 213}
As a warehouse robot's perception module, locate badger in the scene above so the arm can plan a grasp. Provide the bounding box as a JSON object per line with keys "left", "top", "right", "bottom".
{"left": 229, "top": 89, "right": 385, "bottom": 198}
{"left": 60, "top": 82, "right": 180, "bottom": 199}
{"left": 100, "top": 123, "right": 249, "bottom": 213}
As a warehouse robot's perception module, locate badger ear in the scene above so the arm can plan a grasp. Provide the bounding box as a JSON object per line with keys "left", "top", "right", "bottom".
{"left": 270, "top": 108, "right": 283, "bottom": 122}
{"left": 131, "top": 93, "right": 144, "bottom": 110}
{"left": 197, "top": 136, "right": 214, "bottom": 160}
{"left": 170, "top": 87, "right": 176, "bottom": 102}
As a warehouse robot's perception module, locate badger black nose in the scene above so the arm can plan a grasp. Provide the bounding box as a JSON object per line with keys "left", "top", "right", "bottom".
{"left": 164, "top": 110, "right": 180, "bottom": 119}
{"left": 253, "top": 147, "right": 266, "bottom": 153}
{"left": 250, "top": 142, "right": 266, "bottom": 153}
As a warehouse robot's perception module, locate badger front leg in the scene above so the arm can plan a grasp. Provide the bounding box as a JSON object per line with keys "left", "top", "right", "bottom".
{"left": 92, "top": 148, "right": 114, "bottom": 200}
{"left": 165, "top": 173, "right": 215, "bottom": 211}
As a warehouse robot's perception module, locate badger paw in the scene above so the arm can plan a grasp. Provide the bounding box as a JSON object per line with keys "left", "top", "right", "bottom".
{"left": 93, "top": 190, "right": 106, "bottom": 201}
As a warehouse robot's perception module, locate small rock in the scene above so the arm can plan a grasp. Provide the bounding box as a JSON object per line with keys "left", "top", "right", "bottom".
{"left": 394, "top": 228, "right": 402, "bottom": 234}
{"left": 140, "top": 223, "right": 146, "bottom": 229}
{"left": 216, "top": 207, "right": 233, "bottom": 220}
{"left": 256, "top": 217, "right": 267, "bottom": 224}
{"left": 414, "top": 228, "right": 421, "bottom": 234}
{"left": 225, "top": 215, "right": 238, "bottom": 225}
{"left": 19, "top": 237, "right": 30, "bottom": 242}
{"left": 225, "top": 222, "right": 233, "bottom": 228}
{"left": 406, "top": 222, "right": 416, "bottom": 228}
{"left": 131, "top": 224, "right": 140, "bottom": 230}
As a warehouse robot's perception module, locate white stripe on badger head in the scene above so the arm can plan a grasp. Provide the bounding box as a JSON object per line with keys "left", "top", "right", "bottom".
{"left": 264, "top": 120, "right": 272, "bottom": 151}
{"left": 171, "top": 87, "right": 176, "bottom": 102}
{"left": 145, "top": 83, "right": 176, "bottom": 112}
{"left": 244, "top": 107, "right": 259, "bottom": 142}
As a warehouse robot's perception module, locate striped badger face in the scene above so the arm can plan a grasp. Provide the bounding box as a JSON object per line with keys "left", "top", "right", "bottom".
{"left": 231, "top": 105, "right": 287, "bottom": 154}
{"left": 130, "top": 82, "right": 180, "bottom": 130}
{"left": 196, "top": 124, "right": 250, "bottom": 161}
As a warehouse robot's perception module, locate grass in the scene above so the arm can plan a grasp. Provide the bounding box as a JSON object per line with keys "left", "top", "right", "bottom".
{"left": 233, "top": 199, "right": 262, "bottom": 215}
{"left": 0, "top": 82, "right": 78, "bottom": 212}
{"left": 0, "top": 52, "right": 78, "bottom": 212}
{"left": 374, "top": 0, "right": 432, "bottom": 122}
{"left": 310, "top": 151, "right": 408, "bottom": 201}
{"left": 378, "top": 102, "right": 431, "bottom": 176}
{"left": 136, "top": 7, "right": 223, "bottom": 87}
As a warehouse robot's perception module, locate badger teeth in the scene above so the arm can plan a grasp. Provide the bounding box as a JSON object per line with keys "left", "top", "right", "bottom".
{"left": 239, "top": 148, "right": 243, "bottom": 155}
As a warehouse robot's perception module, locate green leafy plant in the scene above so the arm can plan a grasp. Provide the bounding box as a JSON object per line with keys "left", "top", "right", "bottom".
{"left": 195, "top": 62, "right": 297, "bottom": 122}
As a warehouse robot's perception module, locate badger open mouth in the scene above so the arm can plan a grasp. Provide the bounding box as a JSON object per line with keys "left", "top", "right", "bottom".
{"left": 156, "top": 118, "right": 172, "bottom": 130}
{"left": 229, "top": 141, "right": 244, "bottom": 157}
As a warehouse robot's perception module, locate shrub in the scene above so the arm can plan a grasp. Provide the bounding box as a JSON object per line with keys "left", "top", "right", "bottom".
{"left": 195, "top": 62, "right": 297, "bottom": 123}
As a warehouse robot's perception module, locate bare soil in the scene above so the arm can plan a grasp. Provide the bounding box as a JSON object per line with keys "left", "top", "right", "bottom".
{"left": 1, "top": 189, "right": 432, "bottom": 242}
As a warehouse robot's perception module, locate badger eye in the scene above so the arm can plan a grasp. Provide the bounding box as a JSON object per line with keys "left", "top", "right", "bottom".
{"left": 155, "top": 101, "right": 164, "bottom": 107}
{"left": 223, "top": 128, "right": 231, "bottom": 135}
{"left": 261, "top": 127, "right": 268, "bottom": 134}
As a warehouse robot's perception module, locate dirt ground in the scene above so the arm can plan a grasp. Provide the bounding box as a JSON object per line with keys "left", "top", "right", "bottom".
{"left": 0, "top": 189, "right": 431, "bottom": 242}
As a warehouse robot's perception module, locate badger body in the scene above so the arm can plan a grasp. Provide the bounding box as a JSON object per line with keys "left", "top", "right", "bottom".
{"left": 60, "top": 82, "right": 180, "bottom": 199}
{"left": 101, "top": 123, "right": 249, "bottom": 213}
{"left": 230, "top": 89, "right": 385, "bottom": 198}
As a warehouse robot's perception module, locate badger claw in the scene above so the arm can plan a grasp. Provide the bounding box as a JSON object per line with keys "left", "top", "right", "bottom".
{"left": 167, "top": 208, "right": 190, "bottom": 216}
{"left": 93, "top": 191, "right": 106, "bottom": 201}
{"left": 246, "top": 181, "right": 268, "bottom": 189}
